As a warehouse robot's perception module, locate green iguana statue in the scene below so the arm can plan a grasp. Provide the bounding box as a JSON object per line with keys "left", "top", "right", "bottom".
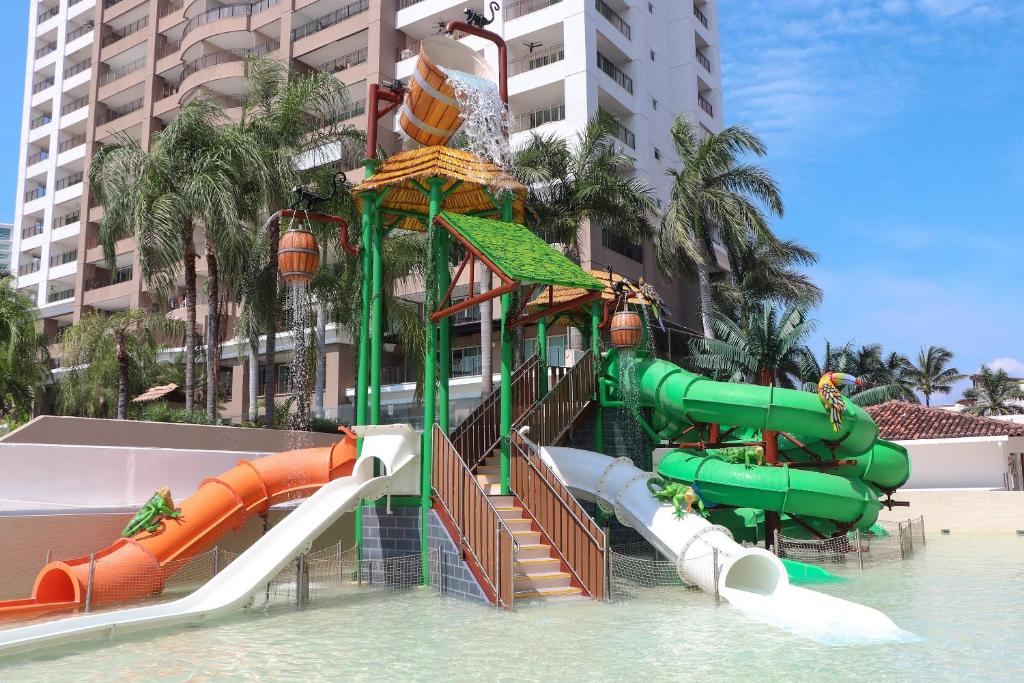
{"left": 720, "top": 445, "right": 764, "bottom": 469}
{"left": 121, "top": 487, "right": 181, "bottom": 538}
{"left": 647, "top": 478, "right": 702, "bottom": 519}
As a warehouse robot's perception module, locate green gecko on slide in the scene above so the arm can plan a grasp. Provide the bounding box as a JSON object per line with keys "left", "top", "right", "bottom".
{"left": 647, "top": 478, "right": 704, "bottom": 518}
{"left": 121, "top": 487, "right": 182, "bottom": 538}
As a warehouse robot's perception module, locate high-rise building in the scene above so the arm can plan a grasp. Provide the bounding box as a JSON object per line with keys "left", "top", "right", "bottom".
{"left": 0, "top": 223, "right": 13, "bottom": 273}
{"left": 10, "top": 0, "right": 722, "bottom": 421}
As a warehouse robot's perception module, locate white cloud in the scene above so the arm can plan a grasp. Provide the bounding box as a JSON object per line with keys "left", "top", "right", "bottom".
{"left": 986, "top": 357, "right": 1024, "bottom": 376}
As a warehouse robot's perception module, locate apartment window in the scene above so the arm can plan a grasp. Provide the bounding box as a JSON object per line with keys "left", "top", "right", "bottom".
{"left": 652, "top": 98, "right": 658, "bottom": 110}
{"left": 654, "top": 147, "right": 662, "bottom": 160}
{"left": 602, "top": 228, "right": 644, "bottom": 263}
{"left": 218, "top": 367, "right": 233, "bottom": 399}
{"left": 258, "top": 364, "right": 294, "bottom": 395}
{"left": 650, "top": 50, "right": 656, "bottom": 62}
{"left": 648, "top": 2, "right": 653, "bottom": 12}
{"left": 452, "top": 346, "right": 482, "bottom": 378}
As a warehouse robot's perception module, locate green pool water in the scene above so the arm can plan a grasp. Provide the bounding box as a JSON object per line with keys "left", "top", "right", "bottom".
{"left": 1, "top": 535, "right": 1021, "bottom": 682}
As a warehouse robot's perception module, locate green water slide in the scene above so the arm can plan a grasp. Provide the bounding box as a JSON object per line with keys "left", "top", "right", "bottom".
{"left": 609, "top": 353, "right": 910, "bottom": 532}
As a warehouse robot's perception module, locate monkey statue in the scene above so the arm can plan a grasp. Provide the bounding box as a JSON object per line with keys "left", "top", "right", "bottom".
{"left": 464, "top": 2, "right": 500, "bottom": 28}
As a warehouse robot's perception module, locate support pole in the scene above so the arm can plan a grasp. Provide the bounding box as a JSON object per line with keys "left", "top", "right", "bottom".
{"left": 499, "top": 194, "right": 514, "bottom": 496}
{"left": 763, "top": 429, "right": 781, "bottom": 549}
{"left": 592, "top": 302, "right": 604, "bottom": 455}
{"left": 438, "top": 227, "right": 451, "bottom": 433}
{"left": 84, "top": 552, "right": 96, "bottom": 613}
{"left": 354, "top": 198, "right": 373, "bottom": 555}
{"left": 370, "top": 209, "right": 384, "bottom": 427}
{"left": 421, "top": 178, "right": 444, "bottom": 584}
{"left": 537, "top": 316, "right": 548, "bottom": 397}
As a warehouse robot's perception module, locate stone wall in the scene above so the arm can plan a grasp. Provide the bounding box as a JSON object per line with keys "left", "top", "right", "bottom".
{"left": 428, "top": 510, "right": 488, "bottom": 604}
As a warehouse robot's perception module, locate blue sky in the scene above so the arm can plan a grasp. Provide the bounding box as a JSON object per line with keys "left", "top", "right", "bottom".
{"left": 719, "top": 0, "right": 1024, "bottom": 400}
{"left": 0, "top": 1, "right": 1020, "bottom": 401}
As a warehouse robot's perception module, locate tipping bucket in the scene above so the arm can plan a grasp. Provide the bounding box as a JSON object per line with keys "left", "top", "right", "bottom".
{"left": 399, "top": 36, "right": 496, "bottom": 146}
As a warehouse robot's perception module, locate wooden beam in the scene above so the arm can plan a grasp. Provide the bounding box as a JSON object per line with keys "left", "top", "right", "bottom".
{"left": 509, "top": 290, "right": 602, "bottom": 329}
{"left": 431, "top": 281, "right": 517, "bottom": 322}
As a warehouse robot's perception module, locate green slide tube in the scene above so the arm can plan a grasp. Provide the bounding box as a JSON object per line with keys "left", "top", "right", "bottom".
{"left": 657, "top": 450, "right": 883, "bottom": 529}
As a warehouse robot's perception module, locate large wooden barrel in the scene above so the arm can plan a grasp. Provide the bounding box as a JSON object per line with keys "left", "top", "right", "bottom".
{"left": 399, "top": 36, "right": 496, "bottom": 146}
{"left": 278, "top": 228, "right": 319, "bottom": 285}
{"left": 610, "top": 310, "right": 643, "bottom": 349}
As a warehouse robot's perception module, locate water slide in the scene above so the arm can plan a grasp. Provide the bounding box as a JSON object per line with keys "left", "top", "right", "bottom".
{"left": 614, "top": 354, "right": 910, "bottom": 532}
{"left": 0, "top": 425, "right": 420, "bottom": 658}
{"left": 537, "top": 443, "right": 906, "bottom": 643}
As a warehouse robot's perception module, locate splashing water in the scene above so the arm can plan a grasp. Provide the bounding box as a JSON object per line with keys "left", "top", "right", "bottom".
{"left": 439, "top": 67, "right": 513, "bottom": 170}
{"left": 287, "top": 282, "right": 312, "bottom": 441}
{"left": 616, "top": 307, "right": 657, "bottom": 470}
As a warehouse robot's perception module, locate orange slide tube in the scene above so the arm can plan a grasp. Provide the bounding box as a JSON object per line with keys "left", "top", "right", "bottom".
{"left": 0, "top": 433, "right": 357, "bottom": 619}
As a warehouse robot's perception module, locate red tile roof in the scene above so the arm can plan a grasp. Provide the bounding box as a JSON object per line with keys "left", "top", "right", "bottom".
{"left": 865, "top": 401, "right": 1024, "bottom": 441}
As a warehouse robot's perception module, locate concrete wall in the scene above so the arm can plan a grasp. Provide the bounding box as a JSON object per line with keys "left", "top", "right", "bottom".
{"left": 1, "top": 415, "right": 342, "bottom": 451}
{"left": 878, "top": 490, "right": 1024, "bottom": 534}
{"left": 898, "top": 436, "right": 1023, "bottom": 490}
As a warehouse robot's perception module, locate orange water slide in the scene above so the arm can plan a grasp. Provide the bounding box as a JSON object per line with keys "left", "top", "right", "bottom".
{"left": 0, "top": 434, "right": 358, "bottom": 619}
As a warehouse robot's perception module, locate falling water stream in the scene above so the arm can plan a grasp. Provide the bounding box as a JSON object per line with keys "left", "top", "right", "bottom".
{"left": 616, "top": 307, "right": 658, "bottom": 470}
{"left": 438, "top": 67, "right": 513, "bottom": 170}
{"left": 286, "top": 282, "right": 312, "bottom": 442}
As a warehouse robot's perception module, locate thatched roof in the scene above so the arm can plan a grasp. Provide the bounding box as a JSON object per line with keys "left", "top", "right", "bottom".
{"left": 528, "top": 268, "right": 653, "bottom": 308}
{"left": 353, "top": 147, "right": 526, "bottom": 232}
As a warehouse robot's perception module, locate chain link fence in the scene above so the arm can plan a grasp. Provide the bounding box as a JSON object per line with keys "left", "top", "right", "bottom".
{"left": 775, "top": 516, "right": 926, "bottom": 570}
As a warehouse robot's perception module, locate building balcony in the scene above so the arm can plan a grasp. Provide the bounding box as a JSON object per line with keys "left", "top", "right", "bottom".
{"left": 24, "top": 187, "right": 47, "bottom": 203}
{"left": 32, "top": 77, "right": 56, "bottom": 95}
{"left": 177, "top": 41, "right": 279, "bottom": 94}
{"left": 516, "top": 101, "right": 565, "bottom": 133}
{"left": 103, "top": 96, "right": 145, "bottom": 124}
{"left": 66, "top": 21, "right": 96, "bottom": 46}
{"left": 291, "top": 0, "right": 370, "bottom": 43}
{"left": 696, "top": 48, "right": 711, "bottom": 73}
{"left": 698, "top": 92, "right": 713, "bottom": 117}
{"left": 47, "top": 287, "right": 76, "bottom": 304}
{"left": 98, "top": 55, "right": 146, "bottom": 88}
{"left": 596, "top": 51, "right": 632, "bottom": 96}
{"left": 37, "top": 6, "right": 60, "bottom": 26}
{"left": 509, "top": 43, "right": 564, "bottom": 77}
{"left": 595, "top": 0, "right": 630, "bottom": 40}
{"left": 318, "top": 47, "right": 369, "bottom": 77}
{"left": 30, "top": 112, "right": 53, "bottom": 130}
{"left": 35, "top": 41, "right": 57, "bottom": 60}
{"left": 180, "top": 0, "right": 281, "bottom": 54}
{"left": 693, "top": 3, "right": 709, "bottom": 29}
{"left": 18, "top": 260, "right": 42, "bottom": 276}
{"left": 505, "top": 0, "right": 563, "bottom": 22}
{"left": 22, "top": 223, "right": 45, "bottom": 240}
{"left": 101, "top": 14, "right": 149, "bottom": 51}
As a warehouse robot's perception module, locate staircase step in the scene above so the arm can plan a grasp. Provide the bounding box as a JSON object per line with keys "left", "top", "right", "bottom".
{"left": 512, "top": 530, "right": 542, "bottom": 544}
{"left": 514, "top": 586, "right": 583, "bottom": 600}
{"left": 514, "top": 571, "right": 572, "bottom": 591}
{"left": 481, "top": 483, "right": 503, "bottom": 495}
{"left": 494, "top": 506, "right": 525, "bottom": 520}
{"left": 515, "top": 557, "right": 561, "bottom": 572}
{"left": 504, "top": 518, "right": 533, "bottom": 531}
{"left": 483, "top": 456, "right": 500, "bottom": 467}
{"left": 514, "top": 544, "right": 552, "bottom": 560}
{"left": 476, "top": 473, "right": 501, "bottom": 485}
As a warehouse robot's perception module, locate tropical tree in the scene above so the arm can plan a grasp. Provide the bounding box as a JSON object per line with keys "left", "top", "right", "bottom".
{"left": 236, "top": 56, "right": 362, "bottom": 428}
{"left": 714, "top": 235, "right": 822, "bottom": 318}
{"left": 513, "top": 110, "right": 657, "bottom": 349}
{"left": 59, "top": 310, "right": 182, "bottom": 419}
{"left": 0, "top": 274, "right": 50, "bottom": 418}
{"left": 89, "top": 97, "right": 260, "bottom": 415}
{"left": 797, "top": 341, "right": 915, "bottom": 406}
{"left": 659, "top": 116, "right": 784, "bottom": 339}
{"left": 687, "top": 303, "right": 813, "bottom": 388}
{"left": 903, "top": 345, "right": 965, "bottom": 407}
{"left": 962, "top": 366, "right": 1024, "bottom": 416}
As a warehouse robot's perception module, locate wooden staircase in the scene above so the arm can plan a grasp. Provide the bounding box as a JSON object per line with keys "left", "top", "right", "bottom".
{"left": 477, "top": 452, "right": 582, "bottom": 600}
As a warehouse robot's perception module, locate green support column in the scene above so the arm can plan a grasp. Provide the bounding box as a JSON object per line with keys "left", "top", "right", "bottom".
{"left": 420, "top": 178, "right": 444, "bottom": 583}
{"left": 438, "top": 229, "right": 451, "bottom": 433}
{"left": 537, "top": 316, "right": 548, "bottom": 397}
{"left": 355, "top": 159, "right": 377, "bottom": 557}
{"left": 592, "top": 302, "right": 604, "bottom": 454}
{"left": 499, "top": 194, "right": 514, "bottom": 495}
{"left": 370, "top": 210, "right": 384, "bottom": 427}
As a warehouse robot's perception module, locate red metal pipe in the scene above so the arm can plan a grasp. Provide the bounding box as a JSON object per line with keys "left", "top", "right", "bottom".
{"left": 366, "top": 84, "right": 403, "bottom": 160}
{"left": 280, "top": 209, "right": 359, "bottom": 256}
{"left": 444, "top": 21, "right": 508, "bottom": 105}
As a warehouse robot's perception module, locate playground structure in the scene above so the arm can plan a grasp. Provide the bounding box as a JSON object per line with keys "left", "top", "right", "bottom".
{"left": 0, "top": 12, "right": 912, "bottom": 656}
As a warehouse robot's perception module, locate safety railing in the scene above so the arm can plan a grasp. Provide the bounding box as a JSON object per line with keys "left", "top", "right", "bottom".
{"left": 64, "top": 58, "right": 92, "bottom": 79}
{"left": 58, "top": 133, "right": 87, "bottom": 153}
{"left": 102, "top": 15, "right": 149, "bottom": 48}
{"left": 596, "top": 0, "right": 630, "bottom": 39}
{"left": 510, "top": 429, "right": 606, "bottom": 598}
{"left": 319, "top": 46, "right": 368, "bottom": 75}
{"left": 291, "top": 0, "right": 369, "bottom": 41}
{"left": 33, "top": 77, "right": 55, "bottom": 94}
{"left": 514, "top": 350, "right": 593, "bottom": 447}
{"left": 450, "top": 354, "right": 541, "bottom": 470}
{"left": 36, "top": 42, "right": 57, "bottom": 59}
{"left": 698, "top": 92, "right": 713, "bottom": 116}
{"left": 99, "top": 55, "right": 146, "bottom": 86}
{"left": 61, "top": 94, "right": 89, "bottom": 115}
{"left": 180, "top": 40, "right": 278, "bottom": 82}
{"left": 183, "top": 0, "right": 280, "bottom": 38}
{"left": 27, "top": 149, "right": 49, "bottom": 165}
{"left": 159, "top": 0, "right": 185, "bottom": 17}
{"left": 30, "top": 113, "right": 53, "bottom": 129}
{"left": 38, "top": 6, "right": 60, "bottom": 24}
{"left": 693, "top": 3, "right": 709, "bottom": 28}
{"left": 104, "top": 96, "right": 144, "bottom": 122}
{"left": 597, "top": 51, "right": 633, "bottom": 94}
{"left": 696, "top": 48, "right": 711, "bottom": 72}
{"left": 518, "top": 102, "right": 565, "bottom": 131}
{"left": 67, "top": 22, "right": 95, "bottom": 43}
{"left": 432, "top": 426, "right": 517, "bottom": 608}
{"left": 505, "top": 0, "right": 562, "bottom": 21}
{"left": 509, "top": 43, "right": 564, "bottom": 77}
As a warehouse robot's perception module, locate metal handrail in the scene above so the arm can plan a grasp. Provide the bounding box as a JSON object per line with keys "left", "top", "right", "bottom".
{"left": 512, "top": 429, "right": 605, "bottom": 550}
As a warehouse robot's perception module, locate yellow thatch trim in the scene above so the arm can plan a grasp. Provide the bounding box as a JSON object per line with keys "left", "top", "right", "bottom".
{"left": 528, "top": 269, "right": 652, "bottom": 308}
{"left": 353, "top": 147, "right": 526, "bottom": 232}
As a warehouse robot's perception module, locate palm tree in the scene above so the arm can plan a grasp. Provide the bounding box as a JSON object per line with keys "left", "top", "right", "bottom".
{"left": 89, "top": 97, "right": 260, "bottom": 414}
{"left": 962, "top": 366, "right": 1024, "bottom": 416}
{"left": 237, "top": 56, "right": 361, "bottom": 428}
{"left": 904, "top": 345, "right": 965, "bottom": 407}
{"left": 797, "top": 341, "right": 916, "bottom": 406}
{"left": 513, "top": 111, "right": 657, "bottom": 349}
{"left": 714, "top": 235, "right": 822, "bottom": 318}
{"left": 659, "top": 116, "right": 784, "bottom": 339}
{"left": 688, "top": 303, "right": 813, "bottom": 388}
{"left": 0, "top": 274, "right": 50, "bottom": 419}
{"left": 59, "top": 310, "right": 182, "bottom": 419}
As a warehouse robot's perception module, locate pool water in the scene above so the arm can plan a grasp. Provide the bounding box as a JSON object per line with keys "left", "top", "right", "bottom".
{"left": 2, "top": 536, "right": 1021, "bottom": 682}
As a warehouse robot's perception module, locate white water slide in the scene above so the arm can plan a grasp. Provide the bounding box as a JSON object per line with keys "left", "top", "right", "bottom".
{"left": 539, "top": 443, "right": 909, "bottom": 644}
{"left": 0, "top": 425, "right": 420, "bottom": 658}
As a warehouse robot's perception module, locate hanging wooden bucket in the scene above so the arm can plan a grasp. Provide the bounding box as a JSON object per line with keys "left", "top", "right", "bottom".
{"left": 610, "top": 310, "right": 643, "bottom": 349}
{"left": 278, "top": 228, "right": 319, "bottom": 285}
{"left": 399, "top": 36, "right": 496, "bottom": 146}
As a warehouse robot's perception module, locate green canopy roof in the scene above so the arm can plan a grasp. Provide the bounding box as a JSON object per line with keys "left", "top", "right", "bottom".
{"left": 438, "top": 212, "right": 604, "bottom": 291}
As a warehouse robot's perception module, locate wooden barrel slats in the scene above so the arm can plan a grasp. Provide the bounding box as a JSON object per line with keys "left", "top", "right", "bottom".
{"left": 610, "top": 310, "right": 643, "bottom": 349}
{"left": 399, "top": 45, "right": 464, "bottom": 146}
{"left": 278, "top": 229, "right": 320, "bottom": 285}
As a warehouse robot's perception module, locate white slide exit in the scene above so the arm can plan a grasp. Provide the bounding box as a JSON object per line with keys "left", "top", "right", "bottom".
{"left": 539, "top": 442, "right": 909, "bottom": 644}
{"left": 0, "top": 425, "right": 420, "bottom": 658}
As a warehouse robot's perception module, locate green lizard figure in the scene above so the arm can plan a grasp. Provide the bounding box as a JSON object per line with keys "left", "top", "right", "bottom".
{"left": 721, "top": 446, "right": 764, "bottom": 469}
{"left": 647, "top": 478, "right": 702, "bottom": 519}
{"left": 121, "top": 487, "right": 182, "bottom": 538}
